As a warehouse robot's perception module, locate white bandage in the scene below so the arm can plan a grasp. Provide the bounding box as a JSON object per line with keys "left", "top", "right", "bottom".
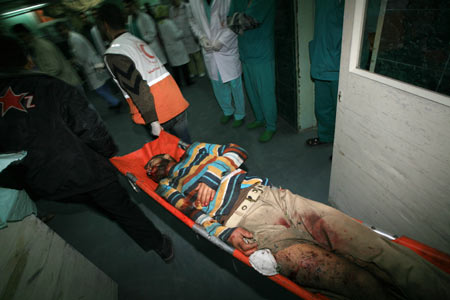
{"left": 249, "top": 249, "right": 279, "bottom": 276}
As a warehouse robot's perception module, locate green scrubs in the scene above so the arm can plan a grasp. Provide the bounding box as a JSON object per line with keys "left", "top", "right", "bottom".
{"left": 309, "top": 0, "right": 345, "bottom": 142}
{"left": 229, "top": 0, "right": 277, "bottom": 131}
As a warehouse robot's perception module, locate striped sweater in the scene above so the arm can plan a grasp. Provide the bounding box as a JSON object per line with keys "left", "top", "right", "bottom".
{"left": 156, "top": 142, "right": 270, "bottom": 241}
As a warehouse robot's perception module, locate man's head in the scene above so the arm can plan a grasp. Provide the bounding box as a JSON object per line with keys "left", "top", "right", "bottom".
{"left": 11, "top": 23, "right": 33, "bottom": 45}
{"left": 145, "top": 154, "right": 177, "bottom": 182}
{"left": 79, "top": 11, "right": 89, "bottom": 23}
{"left": 0, "top": 35, "right": 29, "bottom": 70}
{"left": 124, "top": 0, "right": 138, "bottom": 16}
{"left": 96, "top": 3, "right": 126, "bottom": 41}
{"left": 154, "top": 5, "right": 169, "bottom": 20}
{"left": 171, "top": 0, "right": 182, "bottom": 8}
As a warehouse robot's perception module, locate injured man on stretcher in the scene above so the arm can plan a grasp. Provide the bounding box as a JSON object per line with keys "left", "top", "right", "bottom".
{"left": 145, "top": 141, "right": 450, "bottom": 300}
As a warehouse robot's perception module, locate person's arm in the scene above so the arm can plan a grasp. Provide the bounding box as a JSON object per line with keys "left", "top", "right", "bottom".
{"left": 227, "top": 227, "right": 258, "bottom": 256}
{"left": 165, "top": 19, "right": 184, "bottom": 41}
{"left": 241, "top": 0, "right": 275, "bottom": 24}
{"left": 156, "top": 180, "right": 237, "bottom": 242}
{"left": 139, "top": 13, "right": 158, "bottom": 44}
{"left": 70, "top": 34, "right": 91, "bottom": 68}
{"left": 91, "top": 26, "right": 107, "bottom": 55}
{"left": 188, "top": 2, "right": 205, "bottom": 40}
{"left": 104, "top": 54, "right": 158, "bottom": 124}
{"left": 213, "top": 27, "right": 236, "bottom": 51}
{"left": 188, "top": 1, "right": 213, "bottom": 51}
{"left": 157, "top": 179, "right": 257, "bottom": 255}
{"left": 195, "top": 143, "right": 248, "bottom": 191}
{"left": 33, "top": 40, "right": 63, "bottom": 77}
{"left": 56, "top": 80, "right": 117, "bottom": 158}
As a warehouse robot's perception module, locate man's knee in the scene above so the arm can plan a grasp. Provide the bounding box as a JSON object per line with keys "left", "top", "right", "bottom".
{"left": 274, "top": 243, "right": 390, "bottom": 299}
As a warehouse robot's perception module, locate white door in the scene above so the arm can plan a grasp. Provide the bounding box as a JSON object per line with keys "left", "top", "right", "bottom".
{"left": 329, "top": 0, "right": 450, "bottom": 253}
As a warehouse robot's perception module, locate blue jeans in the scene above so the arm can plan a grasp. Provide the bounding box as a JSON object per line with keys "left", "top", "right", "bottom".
{"left": 95, "top": 81, "right": 120, "bottom": 106}
{"left": 146, "top": 111, "right": 191, "bottom": 144}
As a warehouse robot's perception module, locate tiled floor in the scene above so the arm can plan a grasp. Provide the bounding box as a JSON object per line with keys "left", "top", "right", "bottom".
{"left": 37, "top": 76, "right": 333, "bottom": 300}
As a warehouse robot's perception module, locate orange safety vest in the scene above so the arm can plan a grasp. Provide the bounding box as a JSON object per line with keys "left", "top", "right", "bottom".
{"left": 106, "top": 33, "right": 189, "bottom": 125}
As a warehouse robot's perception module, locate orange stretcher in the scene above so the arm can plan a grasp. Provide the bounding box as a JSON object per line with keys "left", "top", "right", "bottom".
{"left": 110, "top": 131, "right": 450, "bottom": 300}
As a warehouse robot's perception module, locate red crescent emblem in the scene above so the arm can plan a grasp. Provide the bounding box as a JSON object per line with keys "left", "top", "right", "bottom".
{"left": 139, "top": 44, "right": 155, "bottom": 59}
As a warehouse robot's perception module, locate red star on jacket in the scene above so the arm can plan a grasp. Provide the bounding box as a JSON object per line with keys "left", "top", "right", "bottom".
{"left": 0, "top": 87, "right": 28, "bottom": 117}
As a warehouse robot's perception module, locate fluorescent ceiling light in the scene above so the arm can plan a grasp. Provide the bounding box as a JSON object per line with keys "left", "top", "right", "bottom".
{"left": 1, "top": 3, "right": 47, "bottom": 17}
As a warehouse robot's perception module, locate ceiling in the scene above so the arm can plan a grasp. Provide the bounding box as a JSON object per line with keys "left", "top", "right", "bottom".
{"left": 0, "top": 0, "right": 55, "bottom": 15}
{"left": 0, "top": 0, "right": 102, "bottom": 17}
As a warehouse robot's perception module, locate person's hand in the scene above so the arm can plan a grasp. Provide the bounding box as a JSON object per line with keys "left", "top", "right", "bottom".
{"left": 150, "top": 121, "right": 163, "bottom": 136}
{"left": 211, "top": 40, "right": 223, "bottom": 51}
{"left": 200, "top": 36, "right": 213, "bottom": 51}
{"left": 227, "top": 227, "right": 258, "bottom": 256}
{"left": 193, "top": 182, "right": 215, "bottom": 207}
{"left": 94, "top": 62, "right": 105, "bottom": 72}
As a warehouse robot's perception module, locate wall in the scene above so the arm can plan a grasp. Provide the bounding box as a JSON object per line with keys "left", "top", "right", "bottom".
{"left": 1, "top": 12, "right": 40, "bottom": 34}
{"left": 330, "top": 0, "right": 450, "bottom": 253}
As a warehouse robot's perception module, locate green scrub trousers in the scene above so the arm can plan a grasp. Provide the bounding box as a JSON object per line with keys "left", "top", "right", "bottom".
{"left": 242, "top": 61, "right": 277, "bottom": 131}
{"left": 229, "top": 0, "right": 277, "bottom": 131}
{"left": 309, "top": 0, "right": 345, "bottom": 143}
{"left": 210, "top": 73, "right": 246, "bottom": 121}
{"left": 314, "top": 80, "right": 338, "bottom": 143}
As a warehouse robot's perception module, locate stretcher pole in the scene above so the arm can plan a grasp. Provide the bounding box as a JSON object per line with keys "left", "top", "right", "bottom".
{"left": 361, "top": 221, "right": 450, "bottom": 274}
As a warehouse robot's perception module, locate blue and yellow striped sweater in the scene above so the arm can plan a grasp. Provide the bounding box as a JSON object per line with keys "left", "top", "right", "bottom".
{"left": 156, "top": 142, "right": 270, "bottom": 241}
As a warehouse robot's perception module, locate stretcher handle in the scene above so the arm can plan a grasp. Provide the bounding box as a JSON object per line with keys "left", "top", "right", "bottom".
{"left": 126, "top": 172, "right": 139, "bottom": 192}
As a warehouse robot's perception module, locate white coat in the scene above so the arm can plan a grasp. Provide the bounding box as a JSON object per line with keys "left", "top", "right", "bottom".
{"left": 189, "top": 0, "right": 241, "bottom": 83}
{"left": 169, "top": 3, "right": 200, "bottom": 54}
{"left": 128, "top": 12, "right": 168, "bottom": 65}
{"left": 90, "top": 25, "right": 106, "bottom": 55}
{"left": 68, "top": 31, "right": 109, "bottom": 90}
{"left": 157, "top": 19, "right": 190, "bottom": 67}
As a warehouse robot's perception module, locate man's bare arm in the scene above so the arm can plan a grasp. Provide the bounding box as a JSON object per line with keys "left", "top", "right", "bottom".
{"left": 104, "top": 54, "right": 158, "bottom": 124}
{"left": 227, "top": 227, "right": 258, "bottom": 256}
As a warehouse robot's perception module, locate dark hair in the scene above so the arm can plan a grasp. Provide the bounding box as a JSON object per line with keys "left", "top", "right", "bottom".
{"left": 145, "top": 154, "right": 176, "bottom": 182}
{"left": 11, "top": 23, "right": 31, "bottom": 35}
{"left": 0, "top": 35, "right": 28, "bottom": 69}
{"left": 96, "top": 3, "right": 126, "bottom": 30}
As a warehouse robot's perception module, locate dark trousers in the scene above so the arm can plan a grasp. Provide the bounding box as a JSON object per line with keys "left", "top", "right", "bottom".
{"left": 171, "top": 63, "right": 192, "bottom": 87}
{"left": 61, "top": 180, "right": 163, "bottom": 251}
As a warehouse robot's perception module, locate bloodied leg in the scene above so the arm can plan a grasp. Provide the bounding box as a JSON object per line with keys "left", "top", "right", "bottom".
{"left": 274, "top": 243, "right": 392, "bottom": 300}
{"left": 237, "top": 186, "right": 450, "bottom": 300}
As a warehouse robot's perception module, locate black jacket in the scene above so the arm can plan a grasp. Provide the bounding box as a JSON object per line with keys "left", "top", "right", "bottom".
{"left": 0, "top": 70, "right": 118, "bottom": 201}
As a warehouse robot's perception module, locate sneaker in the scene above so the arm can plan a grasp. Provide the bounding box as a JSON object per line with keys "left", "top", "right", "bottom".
{"left": 220, "top": 115, "right": 232, "bottom": 124}
{"left": 198, "top": 72, "right": 206, "bottom": 77}
{"left": 155, "top": 234, "right": 174, "bottom": 263}
{"left": 247, "top": 121, "right": 265, "bottom": 129}
{"left": 258, "top": 130, "right": 275, "bottom": 143}
{"left": 232, "top": 119, "right": 244, "bottom": 128}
